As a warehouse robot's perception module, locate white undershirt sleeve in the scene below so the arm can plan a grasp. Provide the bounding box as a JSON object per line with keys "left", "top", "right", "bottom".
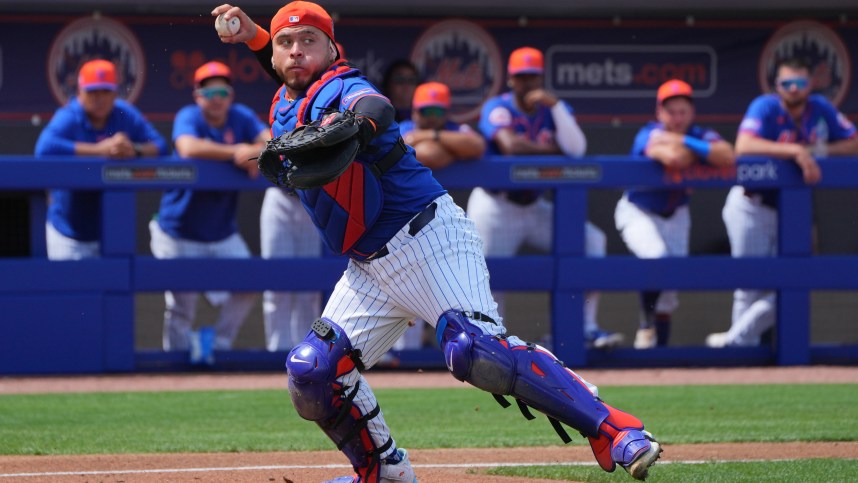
{"left": 551, "top": 102, "right": 587, "bottom": 157}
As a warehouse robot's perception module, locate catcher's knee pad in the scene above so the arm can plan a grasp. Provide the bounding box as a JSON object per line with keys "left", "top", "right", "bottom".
{"left": 286, "top": 318, "right": 392, "bottom": 481}
{"left": 436, "top": 309, "right": 610, "bottom": 438}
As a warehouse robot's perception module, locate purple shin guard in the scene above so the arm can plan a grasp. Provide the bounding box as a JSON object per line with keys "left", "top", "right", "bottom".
{"left": 436, "top": 309, "right": 609, "bottom": 438}
{"left": 286, "top": 318, "right": 392, "bottom": 481}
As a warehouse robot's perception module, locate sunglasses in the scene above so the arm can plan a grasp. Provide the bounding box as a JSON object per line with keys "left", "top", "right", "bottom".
{"left": 777, "top": 78, "right": 809, "bottom": 90}
{"left": 196, "top": 86, "right": 233, "bottom": 99}
{"left": 418, "top": 106, "right": 447, "bottom": 117}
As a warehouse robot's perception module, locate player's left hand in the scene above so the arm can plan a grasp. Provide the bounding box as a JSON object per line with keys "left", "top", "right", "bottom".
{"left": 523, "top": 89, "right": 558, "bottom": 109}
{"left": 233, "top": 143, "right": 262, "bottom": 178}
{"left": 796, "top": 148, "right": 822, "bottom": 184}
{"left": 211, "top": 4, "right": 257, "bottom": 43}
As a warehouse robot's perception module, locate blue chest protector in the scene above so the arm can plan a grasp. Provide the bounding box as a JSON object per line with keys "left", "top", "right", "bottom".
{"left": 271, "top": 63, "right": 392, "bottom": 257}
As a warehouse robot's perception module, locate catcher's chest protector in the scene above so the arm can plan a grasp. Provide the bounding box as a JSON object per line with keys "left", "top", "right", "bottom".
{"left": 287, "top": 63, "right": 385, "bottom": 257}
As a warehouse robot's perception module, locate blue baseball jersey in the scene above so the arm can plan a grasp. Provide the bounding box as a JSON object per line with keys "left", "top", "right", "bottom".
{"left": 626, "top": 122, "right": 723, "bottom": 216}
{"left": 739, "top": 93, "right": 857, "bottom": 206}
{"left": 34, "top": 97, "right": 168, "bottom": 241}
{"left": 478, "top": 92, "right": 570, "bottom": 155}
{"left": 157, "top": 103, "right": 268, "bottom": 242}
{"left": 270, "top": 67, "right": 446, "bottom": 259}
{"left": 739, "top": 93, "right": 857, "bottom": 144}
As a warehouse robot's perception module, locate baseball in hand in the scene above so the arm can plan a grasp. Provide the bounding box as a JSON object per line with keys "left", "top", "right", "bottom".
{"left": 215, "top": 13, "right": 240, "bottom": 36}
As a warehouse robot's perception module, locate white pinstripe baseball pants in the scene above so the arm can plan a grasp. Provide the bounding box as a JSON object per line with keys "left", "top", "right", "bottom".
{"left": 320, "top": 193, "right": 598, "bottom": 457}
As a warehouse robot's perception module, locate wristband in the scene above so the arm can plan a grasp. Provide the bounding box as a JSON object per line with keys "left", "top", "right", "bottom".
{"left": 246, "top": 24, "right": 269, "bottom": 51}
{"left": 133, "top": 143, "right": 144, "bottom": 157}
{"left": 683, "top": 135, "right": 711, "bottom": 159}
{"left": 433, "top": 129, "right": 441, "bottom": 142}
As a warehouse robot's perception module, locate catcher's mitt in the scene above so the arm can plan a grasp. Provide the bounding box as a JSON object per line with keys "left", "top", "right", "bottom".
{"left": 258, "top": 110, "right": 361, "bottom": 189}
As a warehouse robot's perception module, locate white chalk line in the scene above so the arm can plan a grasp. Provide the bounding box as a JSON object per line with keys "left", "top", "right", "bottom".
{"left": 0, "top": 458, "right": 833, "bottom": 478}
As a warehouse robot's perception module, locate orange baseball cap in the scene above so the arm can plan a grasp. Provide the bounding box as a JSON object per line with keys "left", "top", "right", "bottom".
{"left": 270, "top": 1, "right": 335, "bottom": 42}
{"left": 413, "top": 82, "right": 451, "bottom": 109}
{"left": 78, "top": 59, "right": 117, "bottom": 91}
{"left": 657, "top": 79, "right": 693, "bottom": 104}
{"left": 194, "top": 61, "right": 232, "bottom": 87}
{"left": 508, "top": 47, "right": 544, "bottom": 76}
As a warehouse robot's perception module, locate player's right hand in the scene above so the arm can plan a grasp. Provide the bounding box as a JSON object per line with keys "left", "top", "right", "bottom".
{"left": 100, "top": 132, "right": 135, "bottom": 158}
{"left": 211, "top": 4, "right": 256, "bottom": 44}
{"left": 795, "top": 148, "right": 822, "bottom": 184}
{"left": 523, "top": 89, "right": 558, "bottom": 109}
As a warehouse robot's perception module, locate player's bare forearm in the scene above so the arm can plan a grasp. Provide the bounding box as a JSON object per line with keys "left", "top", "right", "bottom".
{"left": 735, "top": 132, "right": 803, "bottom": 159}
{"left": 175, "top": 136, "right": 243, "bottom": 161}
{"left": 645, "top": 142, "right": 693, "bottom": 169}
{"left": 495, "top": 129, "right": 559, "bottom": 155}
{"left": 440, "top": 131, "right": 486, "bottom": 160}
{"left": 705, "top": 140, "right": 736, "bottom": 167}
{"left": 826, "top": 137, "right": 858, "bottom": 156}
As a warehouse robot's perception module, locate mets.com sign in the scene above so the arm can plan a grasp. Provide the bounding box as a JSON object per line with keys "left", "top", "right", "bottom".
{"left": 545, "top": 45, "right": 716, "bottom": 98}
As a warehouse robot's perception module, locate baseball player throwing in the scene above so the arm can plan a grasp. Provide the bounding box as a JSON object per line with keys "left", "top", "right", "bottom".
{"left": 616, "top": 79, "right": 735, "bottom": 349}
{"left": 213, "top": 3, "right": 662, "bottom": 481}
{"left": 709, "top": 57, "right": 858, "bottom": 347}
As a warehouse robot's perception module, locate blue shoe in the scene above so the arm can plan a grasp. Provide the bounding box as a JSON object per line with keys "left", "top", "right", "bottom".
{"left": 611, "top": 430, "right": 662, "bottom": 480}
{"left": 189, "top": 327, "right": 215, "bottom": 366}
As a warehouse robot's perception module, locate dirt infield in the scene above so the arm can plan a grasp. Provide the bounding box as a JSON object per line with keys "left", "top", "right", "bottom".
{"left": 2, "top": 367, "right": 857, "bottom": 482}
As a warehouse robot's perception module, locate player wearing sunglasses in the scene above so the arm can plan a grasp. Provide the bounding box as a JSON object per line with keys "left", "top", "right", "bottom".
{"left": 710, "top": 57, "right": 858, "bottom": 348}
{"left": 150, "top": 61, "right": 270, "bottom": 361}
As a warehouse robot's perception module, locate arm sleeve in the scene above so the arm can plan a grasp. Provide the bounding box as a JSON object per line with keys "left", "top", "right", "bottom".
{"left": 737, "top": 96, "right": 769, "bottom": 137}
{"left": 351, "top": 94, "right": 395, "bottom": 135}
{"left": 34, "top": 109, "right": 77, "bottom": 155}
{"left": 630, "top": 125, "right": 653, "bottom": 156}
{"left": 252, "top": 41, "right": 281, "bottom": 84}
{"left": 550, "top": 101, "right": 586, "bottom": 157}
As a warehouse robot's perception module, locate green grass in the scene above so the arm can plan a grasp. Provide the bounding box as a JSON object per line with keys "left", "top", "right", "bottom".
{"left": 1, "top": 383, "right": 856, "bottom": 481}
{"left": 490, "top": 459, "right": 858, "bottom": 482}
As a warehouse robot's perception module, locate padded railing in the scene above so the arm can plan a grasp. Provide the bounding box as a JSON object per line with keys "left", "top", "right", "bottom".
{"left": 1, "top": 154, "right": 856, "bottom": 374}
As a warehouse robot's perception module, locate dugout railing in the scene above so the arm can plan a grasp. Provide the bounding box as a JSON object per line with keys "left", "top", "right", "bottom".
{"left": 1, "top": 155, "right": 856, "bottom": 374}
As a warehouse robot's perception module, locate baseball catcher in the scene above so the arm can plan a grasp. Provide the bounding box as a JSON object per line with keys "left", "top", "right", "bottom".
{"left": 258, "top": 109, "right": 374, "bottom": 189}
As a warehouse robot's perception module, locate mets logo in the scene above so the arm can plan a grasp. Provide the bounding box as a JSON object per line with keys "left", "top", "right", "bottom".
{"left": 410, "top": 19, "right": 503, "bottom": 124}
{"left": 47, "top": 13, "right": 145, "bottom": 106}
{"left": 758, "top": 20, "right": 851, "bottom": 106}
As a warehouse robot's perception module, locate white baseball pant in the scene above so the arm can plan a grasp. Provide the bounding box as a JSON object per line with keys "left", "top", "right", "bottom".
{"left": 46, "top": 222, "right": 99, "bottom": 260}
{"left": 260, "top": 187, "right": 322, "bottom": 351}
{"left": 614, "top": 194, "right": 690, "bottom": 315}
{"left": 466, "top": 187, "right": 606, "bottom": 334}
{"left": 721, "top": 186, "right": 778, "bottom": 345}
{"left": 321, "top": 193, "right": 600, "bottom": 456}
{"left": 149, "top": 220, "right": 258, "bottom": 351}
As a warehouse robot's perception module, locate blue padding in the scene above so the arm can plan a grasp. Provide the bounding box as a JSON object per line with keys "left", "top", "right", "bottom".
{"left": 437, "top": 310, "right": 608, "bottom": 437}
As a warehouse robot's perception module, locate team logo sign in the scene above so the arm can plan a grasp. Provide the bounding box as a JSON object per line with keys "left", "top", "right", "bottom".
{"left": 410, "top": 19, "right": 502, "bottom": 124}
{"left": 759, "top": 20, "right": 851, "bottom": 106}
{"left": 47, "top": 14, "right": 145, "bottom": 105}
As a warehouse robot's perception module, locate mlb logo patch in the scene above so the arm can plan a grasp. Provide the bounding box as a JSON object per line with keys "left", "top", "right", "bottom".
{"left": 289, "top": 15, "right": 299, "bottom": 22}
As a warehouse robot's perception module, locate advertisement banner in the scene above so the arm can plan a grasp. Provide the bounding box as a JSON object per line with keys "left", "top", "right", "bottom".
{"left": 0, "top": 14, "right": 854, "bottom": 125}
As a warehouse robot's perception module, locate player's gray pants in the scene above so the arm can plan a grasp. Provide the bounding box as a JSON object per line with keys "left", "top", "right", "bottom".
{"left": 260, "top": 188, "right": 322, "bottom": 351}
{"left": 150, "top": 220, "right": 258, "bottom": 350}
{"left": 722, "top": 186, "right": 778, "bottom": 345}
{"left": 46, "top": 222, "right": 99, "bottom": 260}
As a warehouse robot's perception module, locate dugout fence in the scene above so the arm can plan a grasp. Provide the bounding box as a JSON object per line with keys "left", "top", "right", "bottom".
{"left": 1, "top": 155, "right": 856, "bottom": 374}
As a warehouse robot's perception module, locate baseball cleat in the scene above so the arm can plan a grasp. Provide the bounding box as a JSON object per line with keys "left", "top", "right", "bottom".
{"left": 586, "top": 330, "right": 625, "bottom": 349}
{"left": 323, "top": 448, "right": 417, "bottom": 483}
{"left": 633, "top": 327, "right": 657, "bottom": 349}
{"left": 613, "top": 430, "right": 662, "bottom": 480}
{"left": 705, "top": 332, "right": 730, "bottom": 348}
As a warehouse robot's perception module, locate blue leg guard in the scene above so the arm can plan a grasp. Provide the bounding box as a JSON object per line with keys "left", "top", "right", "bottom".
{"left": 436, "top": 309, "right": 610, "bottom": 439}
{"left": 287, "top": 318, "right": 393, "bottom": 482}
